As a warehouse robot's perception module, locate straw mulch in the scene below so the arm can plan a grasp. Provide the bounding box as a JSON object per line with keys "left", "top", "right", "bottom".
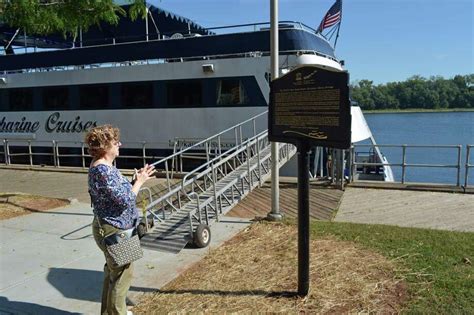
{"left": 0, "top": 193, "right": 69, "bottom": 220}
{"left": 135, "top": 221, "right": 407, "bottom": 314}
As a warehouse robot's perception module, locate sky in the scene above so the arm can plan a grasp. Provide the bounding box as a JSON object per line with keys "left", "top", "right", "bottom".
{"left": 147, "top": 0, "right": 473, "bottom": 85}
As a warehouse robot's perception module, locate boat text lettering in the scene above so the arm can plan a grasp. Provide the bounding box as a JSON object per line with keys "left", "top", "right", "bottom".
{"left": 45, "top": 112, "right": 97, "bottom": 133}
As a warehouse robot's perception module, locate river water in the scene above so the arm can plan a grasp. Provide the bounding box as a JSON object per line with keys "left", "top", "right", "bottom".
{"left": 280, "top": 111, "right": 473, "bottom": 185}
{"left": 365, "top": 111, "right": 473, "bottom": 185}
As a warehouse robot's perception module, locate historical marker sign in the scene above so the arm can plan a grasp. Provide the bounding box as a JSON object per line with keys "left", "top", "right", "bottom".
{"left": 269, "top": 66, "right": 351, "bottom": 149}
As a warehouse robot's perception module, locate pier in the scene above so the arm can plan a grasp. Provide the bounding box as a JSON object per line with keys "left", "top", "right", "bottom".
{"left": 1, "top": 167, "right": 473, "bottom": 313}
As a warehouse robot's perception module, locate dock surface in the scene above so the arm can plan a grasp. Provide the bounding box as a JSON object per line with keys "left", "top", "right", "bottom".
{"left": 336, "top": 187, "right": 474, "bottom": 232}
{"left": 228, "top": 181, "right": 343, "bottom": 220}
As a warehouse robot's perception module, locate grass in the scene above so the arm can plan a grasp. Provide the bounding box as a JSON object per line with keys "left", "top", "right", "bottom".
{"left": 309, "top": 220, "right": 474, "bottom": 314}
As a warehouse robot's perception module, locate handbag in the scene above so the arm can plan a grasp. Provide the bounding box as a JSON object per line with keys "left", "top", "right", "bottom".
{"left": 97, "top": 217, "right": 144, "bottom": 267}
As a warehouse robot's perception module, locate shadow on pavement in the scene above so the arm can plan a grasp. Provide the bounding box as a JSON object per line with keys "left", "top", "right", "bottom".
{"left": 0, "top": 296, "right": 80, "bottom": 315}
{"left": 47, "top": 268, "right": 102, "bottom": 303}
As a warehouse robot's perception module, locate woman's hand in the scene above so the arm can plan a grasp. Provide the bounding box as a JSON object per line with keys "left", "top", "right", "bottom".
{"left": 136, "top": 164, "right": 155, "bottom": 184}
{"left": 131, "top": 164, "right": 155, "bottom": 195}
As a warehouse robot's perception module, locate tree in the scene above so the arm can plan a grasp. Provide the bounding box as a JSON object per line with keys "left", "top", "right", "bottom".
{"left": 350, "top": 74, "right": 473, "bottom": 110}
{"left": 0, "top": 0, "right": 147, "bottom": 39}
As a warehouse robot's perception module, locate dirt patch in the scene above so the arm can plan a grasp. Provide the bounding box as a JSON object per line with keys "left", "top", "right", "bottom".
{"left": 134, "top": 222, "right": 408, "bottom": 314}
{"left": 0, "top": 193, "right": 69, "bottom": 220}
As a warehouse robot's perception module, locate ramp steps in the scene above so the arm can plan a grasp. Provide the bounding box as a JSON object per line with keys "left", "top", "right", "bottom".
{"left": 139, "top": 123, "right": 296, "bottom": 253}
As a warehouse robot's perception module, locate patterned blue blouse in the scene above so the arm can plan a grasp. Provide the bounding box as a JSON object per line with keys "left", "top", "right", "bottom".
{"left": 88, "top": 164, "right": 138, "bottom": 229}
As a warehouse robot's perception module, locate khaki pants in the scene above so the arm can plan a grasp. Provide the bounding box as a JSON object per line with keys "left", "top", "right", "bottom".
{"left": 92, "top": 217, "right": 133, "bottom": 315}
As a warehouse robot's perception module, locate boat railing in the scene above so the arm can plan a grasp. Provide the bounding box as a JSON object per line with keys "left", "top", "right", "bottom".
{"left": 3, "top": 47, "right": 335, "bottom": 75}
{"left": 350, "top": 144, "right": 473, "bottom": 187}
{"left": 465, "top": 145, "right": 473, "bottom": 188}
{"left": 0, "top": 112, "right": 268, "bottom": 174}
{"left": 3, "top": 21, "right": 319, "bottom": 56}
{"left": 1, "top": 139, "right": 172, "bottom": 169}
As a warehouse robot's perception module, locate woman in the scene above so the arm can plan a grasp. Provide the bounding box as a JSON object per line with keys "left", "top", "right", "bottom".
{"left": 86, "top": 125, "right": 155, "bottom": 315}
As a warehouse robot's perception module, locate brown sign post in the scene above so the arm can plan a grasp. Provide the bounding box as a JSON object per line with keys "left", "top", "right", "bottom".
{"left": 269, "top": 65, "right": 351, "bottom": 296}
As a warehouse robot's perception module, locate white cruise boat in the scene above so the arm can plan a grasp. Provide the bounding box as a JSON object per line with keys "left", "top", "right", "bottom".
{"left": 0, "top": 2, "right": 392, "bottom": 181}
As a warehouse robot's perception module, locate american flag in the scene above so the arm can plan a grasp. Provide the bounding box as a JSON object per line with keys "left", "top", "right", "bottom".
{"left": 317, "top": 0, "right": 342, "bottom": 33}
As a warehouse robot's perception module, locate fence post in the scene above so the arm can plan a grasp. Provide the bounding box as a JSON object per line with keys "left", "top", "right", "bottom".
{"left": 81, "top": 142, "right": 86, "bottom": 168}
{"left": 212, "top": 164, "right": 219, "bottom": 219}
{"left": 247, "top": 143, "right": 252, "bottom": 188}
{"left": 456, "top": 145, "right": 462, "bottom": 187}
{"left": 349, "top": 145, "right": 354, "bottom": 182}
{"left": 56, "top": 141, "right": 61, "bottom": 167}
{"left": 142, "top": 141, "right": 146, "bottom": 167}
{"left": 401, "top": 145, "right": 407, "bottom": 184}
{"left": 28, "top": 140, "right": 33, "bottom": 166}
{"left": 257, "top": 136, "right": 262, "bottom": 187}
{"left": 52, "top": 141, "right": 57, "bottom": 167}
{"left": 464, "top": 145, "right": 470, "bottom": 188}
{"left": 4, "top": 140, "right": 10, "bottom": 165}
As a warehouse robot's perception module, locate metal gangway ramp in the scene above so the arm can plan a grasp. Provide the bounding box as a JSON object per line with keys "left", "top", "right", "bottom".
{"left": 138, "top": 112, "right": 296, "bottom": 253}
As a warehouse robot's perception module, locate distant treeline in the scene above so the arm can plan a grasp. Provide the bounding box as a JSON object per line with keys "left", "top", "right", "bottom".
{"left": 350, "top": 74, "right": 473, "bottom": 110}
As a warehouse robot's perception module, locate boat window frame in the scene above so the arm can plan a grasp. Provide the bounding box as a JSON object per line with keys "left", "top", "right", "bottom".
{"left": 8, "top": 87, "right": 35, "bottom": 111}
{"left": 42, "top": 86, "right": 70, "bottom": 110}
{"left": 79, "top": 84, "right": 110, "bottom": 110}
{"left": 120, "top": 81, "right": 154, "bottom": 108}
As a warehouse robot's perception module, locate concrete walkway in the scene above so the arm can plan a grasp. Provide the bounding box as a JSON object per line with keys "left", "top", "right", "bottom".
{"left": 335, "top": 187, "right": 474, "bottom": 232}
{"left": 0, "top": 169, "right": 251, "bottom": 314}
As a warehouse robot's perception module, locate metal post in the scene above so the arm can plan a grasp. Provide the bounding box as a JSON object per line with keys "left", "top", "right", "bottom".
{"left": 456, "top": 145, "right": 462, "bottom": 187}
{"left": 340, "top": 150, "right": 345, "bottom": 190}
{"left": 79, "top": 26, "right": 83, "bottom": 47}
{"left": 212, "top": 164, "right": 219, "bottom": 220}
{"left": 81, "top": 143, "right": 86, "bottom": 168}
{"left": 465, "top": 146, "right": 471, "bottom": 188}
{"left": 5, "top": 140, "right": 10, "bottom": 165}
{"left": 247, "top": 144, "right": 252, "bottom": 188}
{"left": 257, "top": 136, "right": 262, "bottom": 187}
{"left": 297, "top": 141, "right": 310, "bottom": 296}
{"left": 145, "top": 6, "right": 149, "bottom": 41}
{"left": 402, "top": 145, "right": 407, "bottom": 184}
{"left": 142, "top": 142, "right": 146, "bottom": 167}
{"left": 28, "top": 140, "right": 33, "bottom": 166}
{"left": 24, "top": 29, "right": 27, "bottom": 54}
{"left": 268, "top": 0, "right": 282, "bottom": 221}
{"left": 52, "top": 141, "right": 57, "bottom": 167}
{"left": 349, "top": 147, "right": 353, "bottom": 182}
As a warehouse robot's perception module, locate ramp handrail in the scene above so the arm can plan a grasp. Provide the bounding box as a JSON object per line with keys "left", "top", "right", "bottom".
{"left": 150, "top": 111, "right": 267, "bottom": 168}
{"left": 143, "top": 129, "right": 268, "bottom": 212}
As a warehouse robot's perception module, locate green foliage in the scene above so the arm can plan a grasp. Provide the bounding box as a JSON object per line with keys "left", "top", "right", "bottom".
{"left": 307, "top": 221, "right": 474, "bottom": 314}
{"left": 351, "top": 74, "right": 474, "bottom": 110}
{"left": 0, "top": 0, "right": 147, "bottom": 38}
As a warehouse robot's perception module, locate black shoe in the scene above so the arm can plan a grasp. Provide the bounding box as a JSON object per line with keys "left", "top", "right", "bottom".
{"left": 126, "top": 297, "right": 137, "bottom": 306}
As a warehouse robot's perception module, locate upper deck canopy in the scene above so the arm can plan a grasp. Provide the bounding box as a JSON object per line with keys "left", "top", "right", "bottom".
{"left": 0, "top": 2, "right": 211, "bottom": 49}
{"left": 0, "top": 3, "right": 337, "bottom": 72}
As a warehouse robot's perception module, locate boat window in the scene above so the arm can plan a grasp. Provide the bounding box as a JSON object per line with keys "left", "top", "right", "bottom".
{"left": 80, "top": 85, "right": 109, "bottom": 109}
{"left": 167, "top": 81, "right": 202, "bottom": 107}
{"left": 43, "top": 87, "right": 69, "bottom": 110}
{"left": 121, "top": 82, "right": 153, "bottom": 108}
{"left": 216, "top": 79, "right": 249, "bottom": 106}
{"left": 9, "top": 88, "right": 34, "bottom": 111}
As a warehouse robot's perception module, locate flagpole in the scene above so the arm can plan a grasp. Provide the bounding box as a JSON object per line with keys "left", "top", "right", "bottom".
{"left": 268, "top": 0, "right": 282, "bottom": 221}
{"left": 333, "top": 0, "right": 342, "bottom": 48}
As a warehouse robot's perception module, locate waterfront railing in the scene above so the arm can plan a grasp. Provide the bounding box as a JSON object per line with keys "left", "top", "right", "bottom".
{"left": 350, "top": 144, "right": 473, "bottom": 188}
